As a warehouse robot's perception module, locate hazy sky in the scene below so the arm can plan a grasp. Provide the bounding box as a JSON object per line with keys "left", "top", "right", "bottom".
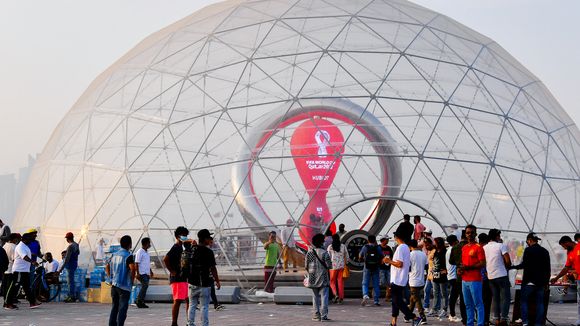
{"left": 0, "top": 0, "right": 578, "bottom": 175}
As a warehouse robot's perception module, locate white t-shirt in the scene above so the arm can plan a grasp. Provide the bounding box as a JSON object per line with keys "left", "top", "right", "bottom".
{"left": 409, "top": 249, "right": 427, "bottom": 287}
{"left": 390, "top": 243, "right": 411, "bottom": 287}
{"left": 445, "top": 247, "right": 457, "bottom": 280}
{"left": 44, "top": 260, "right": 59, "bottom": 273}
{"left": 483, "top": 241, "right": 509, "bottom": 279}
{"left": 12, "top": 242, "right": 32, "bottom": 273}
{"left": 3, "top": 242, "right": 16, "bottom": 274}
{"left": 134, "top": 248, "right": 151, "bottom": 276}
{"left": 281, "top": 226, "right": 296, "bottom": 248}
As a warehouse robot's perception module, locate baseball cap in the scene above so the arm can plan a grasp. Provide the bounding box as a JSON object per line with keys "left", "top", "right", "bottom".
{"left": 197, "top": 229, "right": 213, "bottom": 241}
{"left": 65, "top": 232, "right": 74, "bottom": 239}
{"left": 526, "top": 232, "right": 541, "bottom": 241}
{"left": 380, "top": 235, "right": 391, "bottom": 241}
{"left": 424, "top": 228, "right": 433, "bottom": 234}
{"left": 27, "top": 228, "right": 38, "bottom": 233}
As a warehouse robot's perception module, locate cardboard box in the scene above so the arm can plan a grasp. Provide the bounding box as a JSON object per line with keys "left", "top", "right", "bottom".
{"left": 100, "top": 282, "right": 112, "bottom": 304}
{"left": 88, "top": 288, "right": 102, "bottom": 303}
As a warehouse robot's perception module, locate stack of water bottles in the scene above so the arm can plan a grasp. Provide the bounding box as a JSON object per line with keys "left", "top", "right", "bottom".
{"left": 89, "top": 266, "right": 106, "bottom": 288}
{"left": 50, "top": 268, "right": 88, "bottom": 302}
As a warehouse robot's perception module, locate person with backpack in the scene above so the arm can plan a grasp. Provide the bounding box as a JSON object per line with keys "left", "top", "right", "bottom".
{"left": 359, "top": 234, "right": 383, "bottom": 306}
{"left": 305, "top": 233, "right": 332, "bottom": 322}
{"left": 185, "top": 229, "right": 220, "bottom": 326}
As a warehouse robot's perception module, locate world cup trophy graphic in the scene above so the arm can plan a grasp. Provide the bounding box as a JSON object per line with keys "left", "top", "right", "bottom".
{"left": 290, "top": 118, "right": 344, "bottom": 244}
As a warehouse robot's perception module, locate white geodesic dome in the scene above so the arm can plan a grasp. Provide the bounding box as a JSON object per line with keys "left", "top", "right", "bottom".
{"left": 14, "top": 0, "right": 579, "bottom": 268}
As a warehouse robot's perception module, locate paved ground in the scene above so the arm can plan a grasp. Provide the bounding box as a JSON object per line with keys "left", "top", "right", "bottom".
{"left": 0, "top": 300, "right": 576, "bottom": 326}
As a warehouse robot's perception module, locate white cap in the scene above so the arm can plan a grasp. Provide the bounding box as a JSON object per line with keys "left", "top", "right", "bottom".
{"left": 424, "top": 228, "right": 433, "bottom": 234}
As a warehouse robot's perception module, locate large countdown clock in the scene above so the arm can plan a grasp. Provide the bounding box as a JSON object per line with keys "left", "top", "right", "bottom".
{"left": 340, "top": 229, "right": 370, "bottom": 271}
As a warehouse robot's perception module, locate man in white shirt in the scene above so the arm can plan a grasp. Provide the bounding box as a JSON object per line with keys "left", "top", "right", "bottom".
{"left": 281, "top": 219, "right": 300, "bottom": 272}
{"left": 5, "top": 233, "right": 40, "bottom": 310}
{"left": 135, "top": 237, "right": 153, "bottom": 309}
{"left": 43, "top": 252, "right": 59, "bottom": 273}
{"left": 1, "top": 233, "right": 20, "bottom": 308}
{"left": 484, "top": 229, "right": 511, "bottom": 326}
{"left": 408, "top": 239, "right": 428, "bottom": 323}
{"left": 384, "top": 231, "right": 422, "bottom": 326}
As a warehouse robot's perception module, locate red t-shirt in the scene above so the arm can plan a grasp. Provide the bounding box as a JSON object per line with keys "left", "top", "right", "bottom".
{"left": 461, "top": 243, "right": 486, "bottom": 282}
{"left": 565, "top": 243, "right": 580, "bottom": 272}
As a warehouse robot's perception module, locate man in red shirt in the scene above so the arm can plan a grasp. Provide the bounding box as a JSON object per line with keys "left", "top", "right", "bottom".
{"left": 459, "top": 224, "right": 486, "bottom": 326}
{"left": 551, "top": 235, "right": 580, "bottom": 326}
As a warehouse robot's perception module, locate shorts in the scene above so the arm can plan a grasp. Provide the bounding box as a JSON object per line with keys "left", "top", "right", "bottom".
{"left": 171, "top": 282, "right": 188, "bottom": 301}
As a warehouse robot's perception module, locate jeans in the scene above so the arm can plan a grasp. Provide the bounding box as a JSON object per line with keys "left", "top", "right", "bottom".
{"left": 311, "top": 287, "right": 329, "bottom": 318}
{"left": 380, "top": 269, "right": 391, "bottom": 287}
{"left": 109, "top": 286, "right": 130, "bottom": 326}
{"left": 409, "top": 286, "right": 425, "bottom": 318}
{"left": 433, "top": 280, "right": 448, "bottom": 311}
{"left": 391, "top": 283, "right": 416, "bottom": 319}
{"left": 67, "top": 267, "right": 77, "bottom": 299}
{"left": 329, "top": 269, "right": 344, "bottom": 299}
{"left": 463, "top": 281, "right": 485, "bottom": 326}
{"left": 577, "top": 280, "right": 580, "bottom": 326}
{"left": 520, "top": 284, "right": 545, "bottom": 326}
{"left": 137, "top": 274, "right": 149, "bottom": 303}
{"left": 210, "top": 282, "right": 219, "bottom": 308}
{"left": 187, "top": 285, "right": 210, "bottom": 326}
{"left": 362, "top": 268, "right": 380, "bottom": 304}
{"left": 423, "top": 279, "right": 433, "bottom": 308}
{"left": 489, "top": 276, "right": 511, "bottom": 322}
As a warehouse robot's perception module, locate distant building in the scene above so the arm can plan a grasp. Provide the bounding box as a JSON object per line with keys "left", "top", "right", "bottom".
{"left": 0, "top": 155, "right": 36, "bottom": 224}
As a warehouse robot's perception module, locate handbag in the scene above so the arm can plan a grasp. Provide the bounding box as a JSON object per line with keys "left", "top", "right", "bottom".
{"left": 342, "top": 266, "right": 350, "bottom": 279}
{"left": 303, "top": 274, "right": 309, "bottom": 287}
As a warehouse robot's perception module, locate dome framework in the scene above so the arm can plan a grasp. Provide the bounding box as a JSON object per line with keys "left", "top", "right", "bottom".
{"left": 14, "top": 0, "right": 579, "bottom": 274}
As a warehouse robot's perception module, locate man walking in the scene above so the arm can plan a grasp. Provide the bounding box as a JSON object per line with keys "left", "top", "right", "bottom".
{"left": 459, "top": 224, "right": 486, "bottom": 326}
{"left": 186, "top": 229, "right": 221, "bottom": 326}
{"left": 2, "top": 233, "right": 20, "bottom": 308}
{"left": 512, "top": 232, "right": 550, "bottom": 326}
{"left": 263, "top": 231, "right": 281, "bottom": 293}
{"left": 135, "top": 237, "right": 153, "bottom": 308}
{"left": 484, "top": 229, "right": 511, "bottom": 326}
{"left": 384, "top": 231, "right": 422, "bottom": 326}
{"left": 5, "top": 233, "right": 40, "bottom": 310}
{"left": 57, "top": 232, "right": 80, "bottom": 302}
{"left": 408, "top": 239, "right": 428, "bottom": 324}
{"left": 359, "top": 234, "right": 383, "bottom": 306}
{"left": 379, "top": 235, "right": 393, "bottom": 301}
{"left": 107, "top": 235, "right": 136, "bottom": 326}
{"left": 164, "top": 226, "right": 191, "bottom": 326}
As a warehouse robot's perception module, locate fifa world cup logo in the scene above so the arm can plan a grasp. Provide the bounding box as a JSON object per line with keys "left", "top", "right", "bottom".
{"left": 290, "top": 118, "right": 344, "bottom": 244}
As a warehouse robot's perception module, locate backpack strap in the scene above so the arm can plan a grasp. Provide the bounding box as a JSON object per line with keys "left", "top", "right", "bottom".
{"left": 312, "top": 249, "right": 329, "bottom": 270}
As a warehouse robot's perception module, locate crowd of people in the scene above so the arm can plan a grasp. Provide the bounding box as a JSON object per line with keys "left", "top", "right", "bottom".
{"left": 301, "top": 214, "right": 563, "bottom": 326}
{"left": 3, "top": 213, "right": 580, "bottom": 326}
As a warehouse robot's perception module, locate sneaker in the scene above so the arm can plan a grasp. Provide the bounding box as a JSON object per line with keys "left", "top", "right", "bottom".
{"left": 29, "top": 303, "right": 41, "bottom": 309}
{"left": 448, "top": 316, "right": 461, "bottom": 322}
{"left": 3, "top": 304, "right": 18, "bottom": 310}
{"left": 420, "top": 318, "right": 428, "bottom": 325}
{"left": 64, "top": 296, "right": 75, "bottom": 303}
{"left": 403, "top": 317, "right": 412, "bottom": 323}
{"left": 438, "top": 310, "right": 447, "bottom": 318}
{"left": 374, "top": 302, "right": 381, "bottom": 306}
{"left": 214, "top": 304, "right": 226, "bottom": 311}
{"left": 337, "top": 298, "right": 343, "bottom": 305}
{"left": 361, "top": 295, "right": 369, "bottom": 306}
{"left": 413, "top": 317, "right": 424, "bottom": 326}
{"left": 312, "top": 315, "right": 321, "bottom": 321}
{"left": 321, "top": 316, "right": 331, "bottom": 321}
{"left": 426, "top": 310, "right": 438, "bottom": 317}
